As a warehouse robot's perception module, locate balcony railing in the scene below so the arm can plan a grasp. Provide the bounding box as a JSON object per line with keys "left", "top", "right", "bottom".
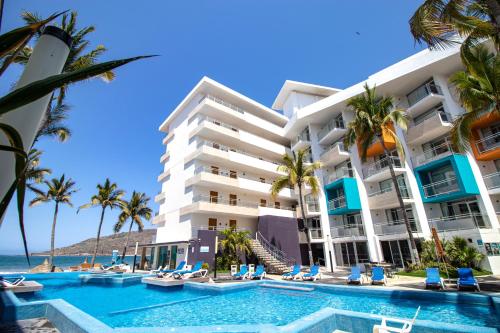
{"left": 193, "top": 225, "right": 251, "bottom": 233}
{"left": 194, "top": 166, "right": 293, "bottom": 189}
{"left": 291, "top": 128, "right": 311, "bottom": 147}
{"left": 328, "top": 196, "right": 346, "bottom": 210}
{"left": 428, "top": 213, "right": 491, "bottom": 232}
{"left": 362, "top": 156, "right": 402, "bottom": 179}
{"left": 412, "top": 141, "right": 456, "bottom": 167}
{"left": 197, "top": 140, "right": 280, "bottom": 166}
{"left": 306, "top": 200, "right": 320, "bottom": 212}
{"left": 373, "top": 219, "right": 419, "bottom": 236}
{"left": 407, "top": 81, "right": 443, "bottom": 107}
{"left": 198, "top": 115, "right": 239, "bottom": 132}
{"left": 331, "top": 224, "right": 365, "bottom": 238}
{"left": 368, "top": 185, "right": 411, "bottom": 199}
{"left": 202, "top": 94, "right": 244, "bottom": 114}
{"left": 422, "top": 176, "right": 459, "bottom": 198}
{"left": 412, "top": 108, "right": 452, "bottom": 127}
{"left": 317, "top": 117, "right": 345, "bottom": 141}
{"left": 324, "top": 167, "right": 353, "bottom": 184}
{"left": 476, "top": 132, "right": 500, "bottom": 154}
{"left": 321, "top": 141, "right": 347, "bottom": 158}
{"left": 483, "top": 172, "right": 500, "bottom": 190}
{"left": 192, "top": 195, "right": 295, "bottom": 211}
{"left": 309, "top": 228, "right": 323, "bottom": 239}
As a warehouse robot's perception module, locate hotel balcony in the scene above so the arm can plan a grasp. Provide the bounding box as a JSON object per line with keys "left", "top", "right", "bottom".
{"left": 323, "top": 167, "right": 354, "bottom": 185}
{"left": 291, "top": 128, "right": 311, "bottom": 151}
{"left": 299, "top": 228, "right": 324, "bottom": 243}
{"left": 155, "top": 191, "right": 166, "bottom": 204}
{"left": 152, "top": 212, "right": 166, "bottom": 225}
{"left": 367, "top": 185, "right": 413, "bottom": 210}
{"left": 373, "top": 219, "right": 420, "bottom": 237}
{"left": 180, "top": 195, "right": 296, "bottom": 218}
{"left": 158, "top": 168, "right": 170, "bottom": 183}
{"left": 296, "top": 200, "right": 321, "bottom": 217}
{"left": 428, "top": 213, "right": 491, "bottom": 232}
{"left": 412, "top": 141, "right": 458, "bottom": 168}
{"left": 362, "top": 156, "right": 405, "bottom": 182}
{"left": 414, "top": 154, "right": 479, "bottom": 203}
{"left": 406, "top": 81, "right": 444, "bottom": 117}
{"left": 406, "top": 109, "right": 452, "bottom": 145}
{"left": 470, "top": 112, "right": 500, "bottom": 161}
{"left": 331, "top": 221, "right": 366, "bottom": 240}
{"left": 317, "top": 117, "right": 347, "bottom": 145}
{"left": 320, "top": 142, "right": 350, "bottom": 166}
{"left": 188, "top": 140, "right": 283, "bottom": 177}
{"left": 325, "top": 178, "right": 361, "bottom": 215}
{"left": 185, "top": 166, "right": 295, "bottom": 199}
{"left": 483, "top": 172, "right": 500, "bottom": 195}
{"left": 160, "top": 151, "right": 170, "bottom": 164}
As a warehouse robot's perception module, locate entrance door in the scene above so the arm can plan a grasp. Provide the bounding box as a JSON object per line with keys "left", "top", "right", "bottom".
{"left": 208, "top": 218, "right": 217, "bottom": 231}
{"left": 210, "top": 191, "right": 218, "bottom": 203}
{"left": 169, "top": 245, "right": 178, "bottom": 269}
{"left": 158, "top": 246, "right": 169, "bottom": 268}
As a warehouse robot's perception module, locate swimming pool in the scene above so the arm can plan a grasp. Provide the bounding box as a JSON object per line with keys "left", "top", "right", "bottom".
{"left": 3, "top": 273, "right": 500, "bottom": 332}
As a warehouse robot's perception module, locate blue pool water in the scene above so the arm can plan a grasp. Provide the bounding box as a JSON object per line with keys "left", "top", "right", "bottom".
{"left": 14, "top": 273, "right": 500, "bottom": 329}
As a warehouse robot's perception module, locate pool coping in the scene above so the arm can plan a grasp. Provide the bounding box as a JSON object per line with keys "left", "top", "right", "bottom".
{"left": 1, "top": 278, "right": 499, "bottom": 333}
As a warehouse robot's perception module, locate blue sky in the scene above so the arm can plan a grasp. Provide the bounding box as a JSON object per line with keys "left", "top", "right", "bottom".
{"left": 0, "top": 0, "right": 425, "bottom": 254}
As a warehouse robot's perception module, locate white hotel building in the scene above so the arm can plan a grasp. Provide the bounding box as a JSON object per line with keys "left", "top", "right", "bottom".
{"left": 152, "top": 44, "right": 500, "bottom": 275}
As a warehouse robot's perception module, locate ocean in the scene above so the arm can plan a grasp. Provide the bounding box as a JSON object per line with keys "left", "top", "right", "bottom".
{"left": 0, "top": 255, "right": 135, "bottom": 273}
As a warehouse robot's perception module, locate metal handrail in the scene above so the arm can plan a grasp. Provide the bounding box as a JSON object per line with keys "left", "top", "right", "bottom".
{"left": 422, "top": 176, "right": 458, "bottom": 197}
{"left": 328, "top": 196, "right": 346, "bottom": 210}
{"left": 476, "top": 132, "right": 500, "bottom": 154}
{"left": 192, "top": 195, "right": 296, "bottom": 211}
{"left": 483, "top": 172, "right": 500, "bottom": 190}
{"left": 197, "top": 140, "right": 280, "bottom": 166}
{"left": 428, "top": 213, "right": 491, "bottom": 231}
{"left": 362, "top": 156, "right": 402, "bottom": 178}
{"left": 317, "top": 117, "right": 345, "bottom": 141}
{"left": 407, "top": 81, "right": 443, "bottom": 107}
{"left": 412, "top": 141, "right": 456, "bottom": 167}
{"left": 321, "top": 141, "right": 347, "bottom": 157}
{"left": 201, "top": 94, "right": 245, "bottom": 114}
{"left": 368, "top": 185, "right": 411, "bottom": 199}
{"left": 256, "top": 231, "right": 295, "bottom": 267}
{"left": 197, "top": 115, "right": 239, "bottom": 132}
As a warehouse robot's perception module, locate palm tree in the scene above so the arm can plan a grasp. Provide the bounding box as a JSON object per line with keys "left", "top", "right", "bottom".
{"left": 114, "top": 191, "right": 152, "bottom": 260}
{"left": 444, "top": 236, "right": 485, "bottom": 268}
{"left": 24, "top": 149, "right": 51, "bottom": 193}
{"left": 271, "top": 148, "right": 321, "bottom": 265}
{"left": 409, "top": 0, "right": 500, "bottom": 56}
{"left": 344, "top": 84, "right": 420, "bottom": 264}
{"left": 219, "top": 228, "right": 252, "bottom": 265}
{"left": 78, "top": 179, "right": 125, "bottom": 266}
{"left": 35, "top": 101, "right": 71, "bottom": 142}
{"left": 450, "top": 45, "right": 499, "bottom": 151}
{"left": 29, "top": 174, "right": 77, "bottom": 269}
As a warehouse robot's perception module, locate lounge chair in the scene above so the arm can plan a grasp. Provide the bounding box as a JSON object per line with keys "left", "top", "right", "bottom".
{"left": 157, "top": 261, "right": 186, "bottom": 278}
{"left": 0, "top": 276, "right": 25, "bottom": 288}
{"left": 172, "top": 261, "right": 207, "bottom": 279}
{"left": 302, "top": 265, "right": 321, "bottom": 281}
{"left": 347, "top": 266, "right": 363, "bottom": 284}
{"left": 282, "top": 264, "right": 301, "bottom": 280}
{"left": 457, "top": 268, "right": 480, "bottom": 291}
{"left": 425, "top": 268, "right": 444, "bottom": 289}
{"left": 371, "top": 267, "right": 387, "bottom": 285}
{"left": 373, "top": 306, "right": 420, "bottom": 333}
{"left": 251, "top": 265, "right": 266, "bottom": 280}
{"left": 232, "top": 265, "right": 249, "bottom": 280}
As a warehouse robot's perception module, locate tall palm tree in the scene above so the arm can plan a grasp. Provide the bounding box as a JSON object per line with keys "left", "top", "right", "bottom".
{"left": 29, "top": 174, "right": 77, "bottom": 269}
{"left": 344, "top": 84, "right": 420, "bottom": 264}
{"left": 219, "top": 228, "right": 252, "bottom": 265}
{"left": 114, "top": 191, "right": 152, "bottom": 260}
{"left": 24, "top": 149, "right": 51, "bottom": 193}
{"left": 450, "top": 45, "right": 499, "bottom": 151}
{"left": 409, "top": 0, "right": 500, "bottom": 56}
{"left": 35, "top": 101, "right": 71, "bottom": 143}
{"left": 271, "top": 149, "right": 321, "bottom": 265}
{"left": 78, "top": 179, "right": 125, "bottom": 266}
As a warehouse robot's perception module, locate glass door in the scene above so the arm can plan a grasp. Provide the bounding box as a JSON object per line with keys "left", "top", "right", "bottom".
{"left": 169, "top": 246, "right": 177, "bottom": 269}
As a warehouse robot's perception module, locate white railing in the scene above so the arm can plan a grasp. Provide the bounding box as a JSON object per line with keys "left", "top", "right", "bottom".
{"left": 256, "top": 231, "right": 296, "bottom": 267}
{"left": 331, "top": 223, "right": 365, "bottom": 238}
{"left": 368, "top": 185, "right": 411, "bottom": 199}
{"left": 193, "top": 225, "right": 251, "bottom": 233}
{"left": 428, "top": 213, "right": 491, "bottom": 231}
{"left": 407, "top": 81, "right": 443, "bottom": 107}
{"left": 198, "top": 115, "right": 239, "bottom": 132}
{"left": 202, "top": 94, "right": 245, "bottom": 114}
{"left": 291, "top": 128, "right": 311, "bottom": 147}
{"left": 412, "top": 108, "right": 452, "bottom": 127}
{"left": 197, "top": 140, "right": 280, "bottom": 166}
{"left": 328, "top": 196, "right": 346, "bottom": 210}
{"left": 317, "top": 117, "right": 345, "bottom": 141}
{"left": 412, "top": 141, "right": 456, "bottom": 167}
{"left": 373, "top": 219, "right": 419, "bottom": 236}
{"left": 306, "top": 200, "right": 320, "bottom": 212}
{"left": 321, "top": 141, "right": 347, "bottom": 158}
{"left": 324, "top": 167, "right": 353, "bottom": 184}
{"left": 362, "top": 156, "right": 402, "bottom": 179}
{"left": 192, "top": 195, "right": 296, "bottom": 211}
{"left": 422, "top": 176, "right": 458, "bottom": 197}
{"left": 476, "top": 132, "right": 500, "bottom": 154}
{"left": 309, "top": 228, "right": 323, "bottom": 239}
{"left": 483, "top": 172, "right": 500, "bottom": 190}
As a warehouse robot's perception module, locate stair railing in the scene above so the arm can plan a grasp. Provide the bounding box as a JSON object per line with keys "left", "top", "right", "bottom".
{"left": 255, "top": 231, "right": 295, "bottom": 268}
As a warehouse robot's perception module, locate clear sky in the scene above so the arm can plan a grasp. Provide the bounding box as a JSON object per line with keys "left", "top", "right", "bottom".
{"left": 0, "top": 0, "right": 425, "bottom": 254}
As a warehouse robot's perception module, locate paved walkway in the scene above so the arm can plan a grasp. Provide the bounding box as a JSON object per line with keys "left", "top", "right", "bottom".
{"left": 0, "top": 318, "right": 59, "bottom": 333}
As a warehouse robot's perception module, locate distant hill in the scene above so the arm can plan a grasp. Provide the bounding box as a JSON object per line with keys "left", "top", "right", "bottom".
{"left": 32, "top": 229, "right": 157, "bottom": 256}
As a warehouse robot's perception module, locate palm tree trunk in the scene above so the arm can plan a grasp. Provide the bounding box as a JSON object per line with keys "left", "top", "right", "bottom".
{"left": 379, "top": 137, "right": 420, "bottom": 264}
{"left": 298, "top": 184, "right": 314, "bottom": 265}
{"left": 49, "top": 202, "right": 59, "bottom": 270}
{"left": 91, "top": 207, "right": 106, "bottom": 267}
{"left": 121, "top": 219, "right": 133, "bottom": 260}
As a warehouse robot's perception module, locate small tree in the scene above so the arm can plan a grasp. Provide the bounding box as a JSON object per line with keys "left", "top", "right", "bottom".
{"left": 219, "top": 228, "right": 251, "bottom": 265}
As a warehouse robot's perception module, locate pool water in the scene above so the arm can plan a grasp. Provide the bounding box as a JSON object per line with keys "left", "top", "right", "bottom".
{"left": 16, "top": 273, "right": 500, "bottom": 329}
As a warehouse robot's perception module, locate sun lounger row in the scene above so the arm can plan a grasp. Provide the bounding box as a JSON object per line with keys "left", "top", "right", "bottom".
{"left": 153, "top": 261, "right": 208, "bottom": 279}
{"left": 281, "top": 264, "right": 321, "bottom": 281}
{"left": 232, "top": 265, "right": 266, "bottom": 280}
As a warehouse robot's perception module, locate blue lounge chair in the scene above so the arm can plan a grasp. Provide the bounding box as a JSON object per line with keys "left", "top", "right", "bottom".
{"left": 157, "top": 261, "right": 186, "bottom": 277}
{"left": 172, "top": 261, "right": 207, "bottom": 280}
{"left": 371, "top": 267, "right": 386, "bottom": 285}
{"left": 0, "top": 276, "right": 25, "bottom": 288}
{"left": 232, "top": 265, "right": 249, "bottom": 280}
{"left": 347, "top": 266, "right": 363, "bottom": 284}
{"left": 457, "top": 268, "right": 480, "bottom": 291}
{"left": 282, "top": 264, "right": 301, "bottom": 280}
{"left": 251, "top": 265, "right": 266, "bottom": 280}
{"left": 302, "top": 265, "right": 321, "bottom": 281}
{"left": 425, "top": 267, "right": 444, "bottom": 289}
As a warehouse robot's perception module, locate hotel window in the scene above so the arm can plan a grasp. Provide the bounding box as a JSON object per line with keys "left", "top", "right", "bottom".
{"left": 259, "top": 177, "right": 265, "bottom": 183}
{"left": 211, "top": 166, "right": 219, "bottom": 175}
{"left": 210, "top": 191, "right": 218, "bottom": 203}
{"left": 260, "top": 199, "right": 267, "bottom": 207}
{"left": 229, "top": 194, "right": 237, "bottom": 206}
{"left": 229, "top": 219, "right": 237, "bottom": 229}
{"left": 208, "top": 218, "right": 217, "bottom": 231}
{"left": 230, "top": 170, "right": 237, "bottom": 179}
{"left": 274, "top": 202, "right": 280, "bottom": 209}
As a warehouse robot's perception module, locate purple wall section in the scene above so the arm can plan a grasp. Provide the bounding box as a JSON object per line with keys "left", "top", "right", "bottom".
{"left": 187, "top": 230, "right": 217, "bottom": 269}
{"left": 257, "top": 215, "right": 302, "bottom": 265}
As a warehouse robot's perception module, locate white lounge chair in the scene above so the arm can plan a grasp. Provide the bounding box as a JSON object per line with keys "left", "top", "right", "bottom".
{"left": 373, "top": 306, "right": 420, "bottom": 333}
{"left": 0, "top": 276, "right": 25, "bottom": 288}
{"left": 150, "top": 265, "right": 163, "bottom": 274}
{"left": 172, "top": 261, "right": 208, "bottom": 279}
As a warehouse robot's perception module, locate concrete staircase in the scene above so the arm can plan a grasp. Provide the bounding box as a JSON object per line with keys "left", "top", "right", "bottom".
{"left": 249, "top": 232, "right": 295, "bottom": 274}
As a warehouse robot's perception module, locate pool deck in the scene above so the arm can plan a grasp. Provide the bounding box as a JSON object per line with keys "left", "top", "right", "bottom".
{"left": 0, "top": 318, "right": 60, "bottom": 333}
